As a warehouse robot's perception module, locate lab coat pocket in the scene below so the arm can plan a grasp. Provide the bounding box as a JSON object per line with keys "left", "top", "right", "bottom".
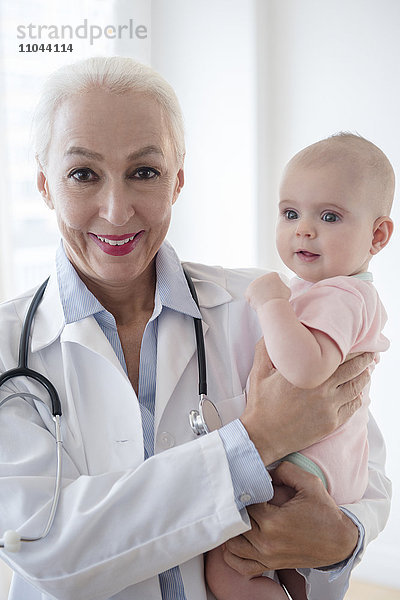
{"left": 216, "top": 392, "right": 246, "bottom": 425}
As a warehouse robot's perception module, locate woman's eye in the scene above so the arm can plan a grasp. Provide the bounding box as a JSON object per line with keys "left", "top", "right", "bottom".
{"left": 322, "top": 212, "right": 340, "bottom": 223}
{"left": 284, "top": 209, "right": 299, "bottom": 220}
{"left": 69, "top": 168, "right": 97, "bottom": 182}
{"left": 132, "top": 167, "right": 160, "bottom": 180}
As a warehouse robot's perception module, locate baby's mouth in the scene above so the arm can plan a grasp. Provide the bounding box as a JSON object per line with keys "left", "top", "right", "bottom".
{"left": 296, "top": 250, "right": 320, "bottom": 262}
{"left": 297, "top": 250, "right": 319, "bottom": 257}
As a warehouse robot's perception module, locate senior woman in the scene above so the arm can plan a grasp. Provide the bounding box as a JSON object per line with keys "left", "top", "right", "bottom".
{"left": 0, "top": 57, "right": 390, "bottom": 600}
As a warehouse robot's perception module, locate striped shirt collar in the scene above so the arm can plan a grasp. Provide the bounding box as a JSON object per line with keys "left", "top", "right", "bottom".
{"left": 56, "top": 240, "right": 202, "bottom": 325}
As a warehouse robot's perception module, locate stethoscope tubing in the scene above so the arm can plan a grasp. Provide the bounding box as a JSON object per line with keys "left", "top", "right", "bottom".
{"left": 0, "top": 277, "right": 63, "bottom": 551}
{"left": 0, "top": 267, "right": 220, "bottom": 552}
{"left": 0, "top": 276, "right": 62, "bottom": 417}
{"left": 183, "top": 269, "right": 208, "bottom": 397}
{"left": 18, "top": 278, "right": 50, "bottom": 371}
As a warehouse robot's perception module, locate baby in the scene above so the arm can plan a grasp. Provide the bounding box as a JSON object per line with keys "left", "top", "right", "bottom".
{"left": 206, "top": 133, "right": 394, "bottom": 600}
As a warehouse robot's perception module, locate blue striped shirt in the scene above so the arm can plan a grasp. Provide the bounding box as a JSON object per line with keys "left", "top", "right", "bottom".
{"left": 56, "top": 240, "right": 273, "bottom": 599}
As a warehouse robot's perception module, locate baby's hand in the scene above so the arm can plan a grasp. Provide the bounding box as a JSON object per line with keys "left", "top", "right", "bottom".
{"left": 246, "top": 272, "right": 291, "bottom": 310}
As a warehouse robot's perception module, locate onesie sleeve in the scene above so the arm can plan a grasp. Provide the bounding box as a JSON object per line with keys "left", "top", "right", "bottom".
{"left": 289, "top": 277, "right": 389, "bottom": 360}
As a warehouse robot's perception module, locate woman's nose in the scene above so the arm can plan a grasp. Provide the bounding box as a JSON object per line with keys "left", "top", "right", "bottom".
{"left": 295, "top": 219, "right": 316, "bottom": 238}
{"left": 99, "top": 182, "right": 135, "bottom": 226}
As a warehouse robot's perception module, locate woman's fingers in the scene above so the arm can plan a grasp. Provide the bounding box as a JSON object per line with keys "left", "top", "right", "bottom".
{"left": 222, "top": 548, "right": 266, "bottom": 577}
{"left": 327, "top": 353, "right": 373, "bottom": 426}
{"left": 250, "top": 339, "right": 276, "bottom": 379}
{"left": 269, "top": 460, "right": 324, "bottom": 493}
{"left": 223, "top": 535, "right": 267, "bottom": 576}
{"left": 329, "top": 352, "right": 374, "bottom": 388}
{"left": 336, "top": 394, "right": 363, "bottom": 426}
{"left": 339, "top": 367, "right": 370, "bottom": 401}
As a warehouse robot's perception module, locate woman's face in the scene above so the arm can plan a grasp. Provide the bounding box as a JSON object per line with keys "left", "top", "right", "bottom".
{"left": 38, "top": 89, "right": 184, "bottom": 291}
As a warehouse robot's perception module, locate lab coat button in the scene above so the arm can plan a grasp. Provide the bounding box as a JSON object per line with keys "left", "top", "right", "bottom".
{"left": 160, "top": 432, "right": 175, "bottom": 449}
{"left": 239, "top": 493, "right": 252, "bottom": 504}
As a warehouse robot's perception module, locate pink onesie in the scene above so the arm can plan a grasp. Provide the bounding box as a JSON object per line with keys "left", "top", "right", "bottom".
{"left": 285, "top": 272, "right": 389, "bottom": 505}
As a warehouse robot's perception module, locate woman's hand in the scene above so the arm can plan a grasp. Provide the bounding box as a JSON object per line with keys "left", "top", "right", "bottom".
{"left": 240, "top": 340, "right": 374, "bottom": 466}
{"left": 222, "top": 461, "right": 359, "bottom": 574}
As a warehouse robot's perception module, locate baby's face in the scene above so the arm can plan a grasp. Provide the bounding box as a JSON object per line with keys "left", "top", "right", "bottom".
{"left": 276, "top": 161, "right": 377, "bottom": 282}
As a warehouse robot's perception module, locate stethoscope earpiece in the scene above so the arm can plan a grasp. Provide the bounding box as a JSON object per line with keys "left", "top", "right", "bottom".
{"left": 2, "top": 531, "right": 21, "bottom": 553}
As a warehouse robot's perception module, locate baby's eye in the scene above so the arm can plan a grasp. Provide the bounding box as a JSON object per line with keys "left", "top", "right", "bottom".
{"left": 69, "top": 168, "right": 98, "bottom": 182}
{"left": 132, "top": 167, "right": 160, "bottom": 180}
{"left": 284, "top": 209, "right": 299, "bottom": 220}
{"left": 321, "top": 212, "right": 340, "bottom": 223}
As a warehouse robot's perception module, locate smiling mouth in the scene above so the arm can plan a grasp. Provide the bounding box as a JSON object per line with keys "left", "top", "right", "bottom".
{"left": 88, "top": 231, "right": 145, "bottom": 256}
{"left": 94, "top": 234, "right": 137, "bottom": 246}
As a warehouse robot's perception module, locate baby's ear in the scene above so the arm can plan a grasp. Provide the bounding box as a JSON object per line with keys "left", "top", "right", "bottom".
{"left": 370, "top": 216, "right": 394, "bottom": 255}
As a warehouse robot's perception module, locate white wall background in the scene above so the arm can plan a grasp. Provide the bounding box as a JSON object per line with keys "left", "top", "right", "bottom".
{"left": 151, "top": 0, "right": 258, "bottom": 268}
{"left": 0, "top": 0, "right": 399, "bottom": 594}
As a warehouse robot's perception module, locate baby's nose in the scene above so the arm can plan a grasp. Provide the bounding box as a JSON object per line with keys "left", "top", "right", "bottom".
{"left": 295, "top": 220, "right": 316, "bottom": 238}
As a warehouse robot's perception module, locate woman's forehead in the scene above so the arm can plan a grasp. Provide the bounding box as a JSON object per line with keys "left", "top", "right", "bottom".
{"left": 50, "top": 89, "right": 173, "bottom": 156}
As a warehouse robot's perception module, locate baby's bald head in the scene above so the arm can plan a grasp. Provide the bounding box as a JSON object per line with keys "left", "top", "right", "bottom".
{"left": 285, "top": 133, "right": 395, "bottom": 217}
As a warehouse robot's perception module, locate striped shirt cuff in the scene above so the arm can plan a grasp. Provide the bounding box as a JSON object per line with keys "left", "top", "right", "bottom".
{"left": 295, "top": 508, "right": 365, "bottom": 589}
{"left": 310, "top": 508, "right": 365, "bottom": 577}
{"left": 218, "top": 419, "right": 274, "bottom": 510}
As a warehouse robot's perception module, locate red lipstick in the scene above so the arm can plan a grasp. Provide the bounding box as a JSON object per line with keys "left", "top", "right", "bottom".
{"left": 89, "top": 231, "right": 145, "bottom": 256}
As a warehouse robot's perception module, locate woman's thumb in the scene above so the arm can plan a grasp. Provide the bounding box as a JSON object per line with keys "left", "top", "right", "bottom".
{"left": 270, "top": 460, "right": 321, "bottom": 492}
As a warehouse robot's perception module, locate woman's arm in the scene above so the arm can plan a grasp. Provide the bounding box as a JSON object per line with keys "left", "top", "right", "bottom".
{"left": 221, "top": 421, "right": 391, "bottom": 597}
{"left": 0, "top": 344, "right": 372, "bottom": 600}
{"left": 246, "top": 272, "right": 342, "bottom": 388}
{"left": 0, "top": 385, "right": 248, "bottom": 600}
{"left": 223, "top": 344, "right": 390, "bottom": 599}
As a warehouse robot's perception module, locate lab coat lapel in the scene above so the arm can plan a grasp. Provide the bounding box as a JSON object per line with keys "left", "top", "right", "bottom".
{"left": 60, "top": 317, "right": 127, "bottom": 380}
{"left": 155, "top": 308, "right": 207, "bottom": 431}
{"left": 59, "top": 325, "right": 144, "bottom": 473}
{"left": 154, "top": 271, "right": 232, "bottom": 432}
{"left": 29, "top": 267, "right": 127, "bottom": 379}
{"left": 29, "top": 267, "right": 134, "bottom": 413}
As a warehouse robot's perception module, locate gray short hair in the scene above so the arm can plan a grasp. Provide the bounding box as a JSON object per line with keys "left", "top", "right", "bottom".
{"left": 33, "top": 56, "right": 185, "bottom": 166}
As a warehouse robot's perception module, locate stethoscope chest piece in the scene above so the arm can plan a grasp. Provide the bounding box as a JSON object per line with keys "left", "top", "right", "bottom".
{"left": 189, "top": 395, "right": 222, "bottom": 435}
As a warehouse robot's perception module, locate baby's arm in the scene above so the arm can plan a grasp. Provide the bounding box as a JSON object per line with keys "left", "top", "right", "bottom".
{"left": 246, "top": 273, "right": 342, "bottom": 389}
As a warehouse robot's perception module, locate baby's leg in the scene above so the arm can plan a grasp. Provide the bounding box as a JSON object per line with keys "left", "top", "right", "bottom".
{"left": 205, "top": 545, "right": 289, "bottom": 600}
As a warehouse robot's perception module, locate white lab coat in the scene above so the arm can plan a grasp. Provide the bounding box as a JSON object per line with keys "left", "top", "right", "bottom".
{"left": 0, "top": 256, "right": 391, "bottom": 600}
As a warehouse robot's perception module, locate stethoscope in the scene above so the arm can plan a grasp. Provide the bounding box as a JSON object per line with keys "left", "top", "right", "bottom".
{"left": 0, "top": 268, "right": 222, "bottom": 553}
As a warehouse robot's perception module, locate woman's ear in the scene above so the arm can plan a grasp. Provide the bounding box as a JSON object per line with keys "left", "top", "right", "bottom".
{"left": 370, "top": 216, "right": 394, "bottom": 255}
{"left": 172, "top": 168, "right": 185, "bottom": 205}
{"left": 36, "top": 164, "right": 54, "bottom": 209}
